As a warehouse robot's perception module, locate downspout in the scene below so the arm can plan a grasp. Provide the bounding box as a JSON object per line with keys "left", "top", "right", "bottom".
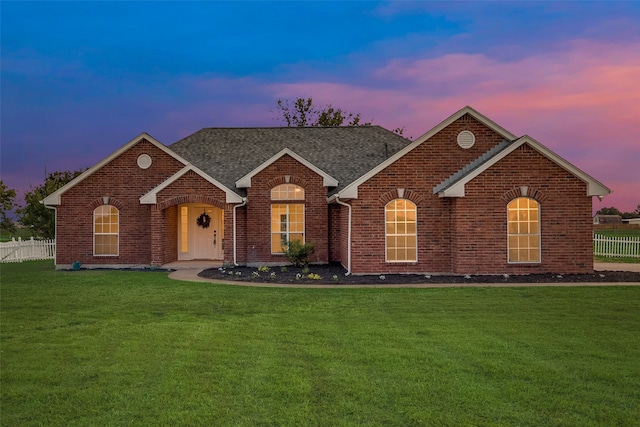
{"left": 334, "top": 196, "right": 352, "bottom": 275}
{"left": 233, "top": 198, "right": 247, "bottom": 266}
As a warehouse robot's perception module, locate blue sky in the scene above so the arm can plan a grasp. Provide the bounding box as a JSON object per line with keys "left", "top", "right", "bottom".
{"left": 2, "top": 1, "right": 639, "bottom": 212}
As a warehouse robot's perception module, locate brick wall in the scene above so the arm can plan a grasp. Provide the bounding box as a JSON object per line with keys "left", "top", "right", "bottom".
{"left": 245, "top": 154, "right": 329, "bottom": 266}
{"left": 345, "top": 116, "right": 594, "bottom": 274}
{"left": 451, "top": 144, "right": 592, "bottom": 274}
{"left": 56, "top": 139, "right": 184, "bottom": 267}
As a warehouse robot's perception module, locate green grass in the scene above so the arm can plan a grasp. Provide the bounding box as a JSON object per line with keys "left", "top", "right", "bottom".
{"left": 2, "top": 261, "right": 639, "bottom": 426}
{"left": 594, "top": 228, "right": 640, "bottom": 238}
{"left": 0, "top": 227, "right": 36, "bottom": 242}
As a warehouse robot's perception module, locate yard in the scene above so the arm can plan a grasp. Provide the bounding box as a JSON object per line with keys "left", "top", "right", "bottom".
{"left": 2, "top": 261, "right": 639, "bottom": 426}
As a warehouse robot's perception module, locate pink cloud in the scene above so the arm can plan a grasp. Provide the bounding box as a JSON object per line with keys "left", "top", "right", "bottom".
{"left": 266, "top": 40, "right": 639, "bottom": 213}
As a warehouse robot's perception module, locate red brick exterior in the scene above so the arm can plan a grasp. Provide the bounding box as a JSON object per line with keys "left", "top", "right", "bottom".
{"left": 55, "top": 139, "right": 184, "bottom": 267}
{"left": 243, "top": 154, "right": 329, "bottom": 266}
{"left": 339, "top": 115, "right": 594, "bottom": 274}
{"left": 53, "top": 113, "right": 598, "bottom": 274}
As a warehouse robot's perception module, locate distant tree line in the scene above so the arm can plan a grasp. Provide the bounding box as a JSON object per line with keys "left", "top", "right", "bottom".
{"left": 596, "top": 205, "right": 640, "bottom": 219}
{"left": 0, "top": 169, "right": 85, "bottom": 238}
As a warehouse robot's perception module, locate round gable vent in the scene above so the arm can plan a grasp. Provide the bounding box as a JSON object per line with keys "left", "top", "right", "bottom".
{"left": 457, "top": 130, "right": 475, "bottom": 149}
{"left": 137, "top": 154, "right": 152, "bottom": 169}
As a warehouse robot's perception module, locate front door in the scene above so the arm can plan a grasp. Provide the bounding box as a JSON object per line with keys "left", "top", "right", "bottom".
{"left": 178, "top": 204, "right": 223, "bottom": 260}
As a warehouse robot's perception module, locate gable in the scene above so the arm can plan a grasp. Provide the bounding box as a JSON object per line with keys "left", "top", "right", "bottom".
{"left": 140, "top": 164, "right": 244, "bottom": 204}
{"left": 336, "top": 106, "right": 517, "bottom": 199}
{"left": 435, "top": 135, "right": 611, "bottom": 197}
{"left": 335, "top": 106, "right": 610, "bottom": 200}
{"left": 43, "top": 133, "right": 189, "bottom": 206}
{"left": 235, "top": 148, "right": 338, "bottom": 188}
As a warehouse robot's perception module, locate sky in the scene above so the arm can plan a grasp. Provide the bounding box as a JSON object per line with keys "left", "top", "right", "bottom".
{"left": 2, "top": 1, "right": 639, "bottom": 214}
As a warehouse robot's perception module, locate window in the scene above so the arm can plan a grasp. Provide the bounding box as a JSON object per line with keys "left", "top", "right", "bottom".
{"left": 94, "top": 205, "right": 119, "bottom": 256}
{"left": 180, "top": 206, "right": 188, "bottom": 253}
{"left": 385, "top": 199, "right": 417, "bottom": 262}
{"left": 507, "top": 197, "right": 540, "bottom": 263}
{"left": 271, "top": 183, "right": 304, "bottom": 201}
{"left": 271, "top": 184, "right": 305, "bottom": 254}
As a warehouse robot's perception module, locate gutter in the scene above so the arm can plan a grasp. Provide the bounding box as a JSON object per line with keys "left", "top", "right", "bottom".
{"left": 233, "top": 198, "right": 248, "bottom": 266}
{"left": 334, "top": 196, "right": 352, "bottom": 275}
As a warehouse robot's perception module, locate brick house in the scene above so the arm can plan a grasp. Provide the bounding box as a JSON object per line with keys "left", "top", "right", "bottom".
{"left": 44, "top": 106, "right": 610, "bottom": 274}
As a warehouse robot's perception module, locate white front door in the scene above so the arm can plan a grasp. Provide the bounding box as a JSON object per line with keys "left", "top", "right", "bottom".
{"left": 178, "top": 205, "right": 223, "bottom": 260}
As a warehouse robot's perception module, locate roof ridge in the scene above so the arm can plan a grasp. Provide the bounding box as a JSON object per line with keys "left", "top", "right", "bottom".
{"left": 433, "top": 140, "right": 512, "bottom": 194}
{"left": 193, "top": 125, "right": 387, "bottom": 131}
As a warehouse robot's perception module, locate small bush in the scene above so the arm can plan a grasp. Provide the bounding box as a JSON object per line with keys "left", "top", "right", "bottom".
{"left": 283, "top": 240, "right": 315, "bottom": 267}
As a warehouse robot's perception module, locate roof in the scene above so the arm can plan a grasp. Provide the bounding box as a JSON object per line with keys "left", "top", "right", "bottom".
{"left": 169, "top": 126, "right": 411, "bottom": 196}
{"left": 43, "top": 133, "right": 189, "bottom": 206}
{"left": 434, "top": 135, "right": 611, "bottom": 197}
{"left": 335, "top": 106, "right": 610, "bottom": 199}
{"left": 335, "top": 106, "right": 517, "bottom": 199}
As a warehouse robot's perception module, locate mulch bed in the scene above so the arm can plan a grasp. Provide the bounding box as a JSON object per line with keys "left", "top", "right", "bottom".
{"left": 198, "top": 263, "right": 640, "bottom": 285}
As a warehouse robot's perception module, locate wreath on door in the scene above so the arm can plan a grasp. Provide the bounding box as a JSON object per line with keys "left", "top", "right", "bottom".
{"left": 196, "top": 212, "right": 211, "bottom": 229}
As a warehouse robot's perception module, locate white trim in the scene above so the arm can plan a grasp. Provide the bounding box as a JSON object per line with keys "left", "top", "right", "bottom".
{"left": 235, "top": 148, "right": 339, "bottom": 188}
{"left": 334, "top": 197, "right": 352, "bottom": 275}
{"left": 43, "top": 133, "right": 190, "bottom": 206}
{"left": 437, "top": 135, "right": 611, "bottom": 198}
{"left": 233, "top": 198, "right": 248, "bottom": 266}
{"left": 336, "top": 106, "right": 517, "bottom": 200}
{"left": 140, "top": 164, "right": 244, "bottom": 204}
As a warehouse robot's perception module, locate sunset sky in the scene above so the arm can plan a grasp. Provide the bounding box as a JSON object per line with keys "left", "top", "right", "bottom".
{"left": 2, "top": 1, "right": 639, "bottom": 214}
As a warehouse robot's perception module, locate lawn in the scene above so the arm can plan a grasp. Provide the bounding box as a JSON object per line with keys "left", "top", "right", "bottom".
{"left": 0, "top": 227, "right": 36, "bottom": 243}
{"left": 2, "top": 262, "right": 639, "bottom": 426}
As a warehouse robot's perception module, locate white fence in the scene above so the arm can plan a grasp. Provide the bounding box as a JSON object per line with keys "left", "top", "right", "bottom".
{"left": 594, "top": 234, "right": 640, "bottom": 258}
{"left": 0, "top": 237, "right": 56, "bottom": 263}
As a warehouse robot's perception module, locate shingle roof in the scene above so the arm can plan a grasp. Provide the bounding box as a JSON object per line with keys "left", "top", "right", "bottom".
{"left": 169, "top": 126, "right": 412, "bottom": 196}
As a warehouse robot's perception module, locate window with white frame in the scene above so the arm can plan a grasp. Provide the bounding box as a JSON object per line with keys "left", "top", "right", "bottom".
{"left": 385, "top": 199, "right": 417, "bottom": 262}
{"left": 271, "top": 184, "right": 304, "bottom": 254}
{"left": 507, "top": 197, "right": 540, "bottom": 263}
{"left": 94, "top": 205, "right": 119, "bottom": 256}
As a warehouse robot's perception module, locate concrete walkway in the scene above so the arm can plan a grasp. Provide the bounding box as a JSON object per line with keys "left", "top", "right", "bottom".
{"left": 167, "top": 262, "right": 640, "bottom": 288}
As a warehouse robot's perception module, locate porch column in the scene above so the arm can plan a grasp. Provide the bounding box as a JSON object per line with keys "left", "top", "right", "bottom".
{"left": 150, "top": 205, "right": 165, "bottom": 266}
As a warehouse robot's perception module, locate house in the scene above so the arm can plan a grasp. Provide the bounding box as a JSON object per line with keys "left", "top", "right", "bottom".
{"left": 594, "top": 214, "right": 622, "bottom": 224}
{"left": 43, "top": 106, "right": 611, "bottom": 275}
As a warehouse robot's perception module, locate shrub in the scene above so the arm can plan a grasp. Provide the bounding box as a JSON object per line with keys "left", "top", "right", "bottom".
{"left": 283, "top": 240, "right": 315, "bottom": 267}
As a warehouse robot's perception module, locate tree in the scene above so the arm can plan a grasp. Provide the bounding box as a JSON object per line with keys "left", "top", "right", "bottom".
{"left": 273, "top": 97, "right": 406, "bottom": 136}
{"left": 0, "top": 181, "right": 17, "bottom": 233}
{"left": 18, "top": 169, "right": 85, "bottom": 238}
{"left": 596, "top": 207, "right": 622, "bottom": 216}
{"left": 274, "top": 97, "right": 370, "bottom": 127}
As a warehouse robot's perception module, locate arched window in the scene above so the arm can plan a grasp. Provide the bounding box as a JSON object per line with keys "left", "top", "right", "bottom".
{"left": 385, "top": 199, "right": 417, "bottom": 262}
{"left": 94, "top": 205, "right": 119, "bottom": 256}
{"left": 507, "top": 197, "right": 540, "bottom": 263}
{"left": 271, "top": 184, "right": 304, "bottom": 254}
